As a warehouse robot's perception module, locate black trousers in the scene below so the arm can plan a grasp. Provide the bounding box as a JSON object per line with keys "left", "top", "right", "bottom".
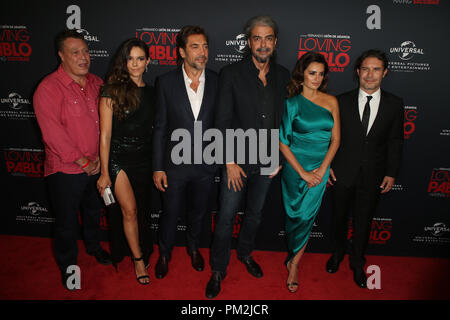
{"left": 210, "top": 167, "right": 273, "bottom": 273}
{"left": 158, "top": 169, "right": 215, "bottom": 258}
{"left": 330, "top": 166, "right": 381, "bottom": 270}
{"left": 47, "top": 172, "right": 103, "bottom": 273}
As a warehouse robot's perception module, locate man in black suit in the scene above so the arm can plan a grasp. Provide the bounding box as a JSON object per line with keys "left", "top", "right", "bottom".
{"left": 152, "top": 26, "right": 218, "bottom": 279}
{"left": 205, "top": 16, "right": 290, "bottom": 299}
{"left": 326, "top": 49, "right": 404, "bottom": 288}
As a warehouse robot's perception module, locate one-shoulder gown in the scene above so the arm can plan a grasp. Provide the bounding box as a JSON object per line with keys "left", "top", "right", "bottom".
{"left": 279, "top": 94, "right": 334, "bottom": 262}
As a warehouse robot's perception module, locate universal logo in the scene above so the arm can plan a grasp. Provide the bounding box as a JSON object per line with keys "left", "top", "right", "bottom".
{"left": 215, "top": 33, "right": 246, "bottom": 64}
{"left": 390, "top": 41, "right": 424, "bottom": 61}
{"left": 76, "top": 29, "right": 109, "bottom": 59}
{"left": 151, "top": 210, "right": 162, "bottom": 219}
{"left": 1, "top": 92, "right": 31, "bottom": 110}
{"left": 76, "top": 29, "right": 100, "bottom": 42}
{"left": 226, "top": 34, "right": 247, "bottom": 54}
{"left": 424, "top": 223, "right": 450, "bottom": 237}
{"left": 310, "top": 221, "right": 324, "bottom": 239}
{"left": 20, "top": 202, "right": 48, "bottom": 216}
{"left": 388, "top": 41, "right": 430, "bottom": 72}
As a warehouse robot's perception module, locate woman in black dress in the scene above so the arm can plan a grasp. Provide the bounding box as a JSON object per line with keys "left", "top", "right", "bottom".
{"left": 97, "top": 38, "right": 154, "bottom": 285}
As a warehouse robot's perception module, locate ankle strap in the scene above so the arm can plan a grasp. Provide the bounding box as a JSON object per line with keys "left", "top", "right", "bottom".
{"left": 132, "top": 256, "right": 144, "bottom": 261}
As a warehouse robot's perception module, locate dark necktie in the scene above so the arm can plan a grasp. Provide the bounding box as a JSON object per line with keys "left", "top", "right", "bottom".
{"left": 362, "top": 95, "right": 372, "bottom": 135}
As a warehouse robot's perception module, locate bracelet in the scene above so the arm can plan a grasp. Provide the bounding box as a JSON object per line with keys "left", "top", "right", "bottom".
{"left": 81, "top": 159, "right": 90, "bottom": 169}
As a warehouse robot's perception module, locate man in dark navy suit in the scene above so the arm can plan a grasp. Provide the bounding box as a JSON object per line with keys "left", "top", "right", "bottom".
{"left": 152, "top": 25, "right": 218, "bottom": 279}
{"left": 326, "top": 49, "right": 404, "bottom": 288}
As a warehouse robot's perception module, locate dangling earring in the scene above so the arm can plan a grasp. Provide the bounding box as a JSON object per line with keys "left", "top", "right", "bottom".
{"left": 145, "top": 64, "right": 148, "bottom": 73}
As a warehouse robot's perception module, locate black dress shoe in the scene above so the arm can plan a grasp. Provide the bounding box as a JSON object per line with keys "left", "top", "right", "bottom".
{"left": 88, "top": 248, "right": 112, "bottom": 265}
{"left": 352, "top": 268, "right": 367, "bottom": 288}
{"left": 155, "top": 255, "right": 169, "bottom": 279}
{"left": 189, "top": 250, "right": 204, "bottom": 272}
{"left": 238, "top": 256, "right": 263, "bottom": 278}
{"left": 326, "top": 255, "right": 342, "bottom": 274}
{"left": 205, "top": 271, "right": 226, "bottom": 299}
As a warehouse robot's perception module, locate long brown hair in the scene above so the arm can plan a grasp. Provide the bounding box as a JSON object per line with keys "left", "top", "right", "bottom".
{"left": 286, "top": 51, "right": 329, "bottom": 98}
{"left": 103, "top": 38, "right": 149, "bottom": 120}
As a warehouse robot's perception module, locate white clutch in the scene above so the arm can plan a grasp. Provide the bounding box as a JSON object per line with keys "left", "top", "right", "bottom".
{"left": 102, "top": 186, "right": 116, "bottom": 206}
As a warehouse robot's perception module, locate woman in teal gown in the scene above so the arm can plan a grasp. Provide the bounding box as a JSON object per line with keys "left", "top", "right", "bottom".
{"left": 279, "top": 52, "right": 340, "bottom": 292}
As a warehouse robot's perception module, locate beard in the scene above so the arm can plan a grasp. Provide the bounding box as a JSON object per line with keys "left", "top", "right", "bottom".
{"left": 252, "top": 47, "right": 272, "bottom": 63}
{"left": 188, "top": 56, "right": 207, "bottom": 70}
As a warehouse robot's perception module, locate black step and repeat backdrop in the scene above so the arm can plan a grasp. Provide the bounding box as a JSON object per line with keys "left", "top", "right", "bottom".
{"left": 1, "top": 0, "right": 449, "bottom": 258}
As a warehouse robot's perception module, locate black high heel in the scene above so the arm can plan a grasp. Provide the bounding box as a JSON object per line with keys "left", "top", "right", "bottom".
{"left": 131, "top": 255, "right": 150, "bottom": 285}
{"left": 285, "top": 260, "right": 299, "bottom": 293}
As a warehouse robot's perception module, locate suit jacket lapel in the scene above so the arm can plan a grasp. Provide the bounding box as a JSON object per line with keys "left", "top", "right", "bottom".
{"left": 176, "top": 67, "right": 196, "bottom": 121}
{"left": 196, "top": 70, "right": 210, "bottom": 121}
{"left": 367, "top": 89, "right": 387, "bottom": 137}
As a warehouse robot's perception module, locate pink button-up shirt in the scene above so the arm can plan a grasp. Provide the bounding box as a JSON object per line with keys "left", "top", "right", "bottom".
{"left": 33, "top": 65, "right": 103, "bottom": 176}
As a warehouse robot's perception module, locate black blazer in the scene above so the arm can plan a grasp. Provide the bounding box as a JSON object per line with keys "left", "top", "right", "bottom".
{"left": 152, "top": 67, "right": 219, "bottom": 176}
{"left": 215, "top": 57, "right": 290, "bottom": 170}
{"left": 332, "top": 88, "right": 404, "bottom": 187}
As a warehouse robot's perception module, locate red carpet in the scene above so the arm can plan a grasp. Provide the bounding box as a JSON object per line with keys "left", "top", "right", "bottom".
{"left": 0, "top": 235, "right": 449, "bottom": 300}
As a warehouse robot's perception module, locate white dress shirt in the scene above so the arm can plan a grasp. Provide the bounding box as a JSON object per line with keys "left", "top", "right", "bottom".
{"left": 358, "top": 88, "right": 381, "bottom": 135}
{"left": 182, "top": 63, "right": 205, "bottom": 121}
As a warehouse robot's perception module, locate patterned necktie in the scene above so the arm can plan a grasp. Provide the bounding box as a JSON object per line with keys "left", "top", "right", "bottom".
{"left": 362, "top": 95, "right": 372, "bottom": 135}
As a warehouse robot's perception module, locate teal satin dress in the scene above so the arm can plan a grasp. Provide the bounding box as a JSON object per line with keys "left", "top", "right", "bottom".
{"left": 280, "top": 94, "right": 334, "bottom": 262}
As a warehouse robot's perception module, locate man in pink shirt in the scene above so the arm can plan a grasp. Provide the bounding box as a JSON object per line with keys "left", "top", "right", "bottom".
{"left": 34, "top": 30, "right": 111, "bottom": 290}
